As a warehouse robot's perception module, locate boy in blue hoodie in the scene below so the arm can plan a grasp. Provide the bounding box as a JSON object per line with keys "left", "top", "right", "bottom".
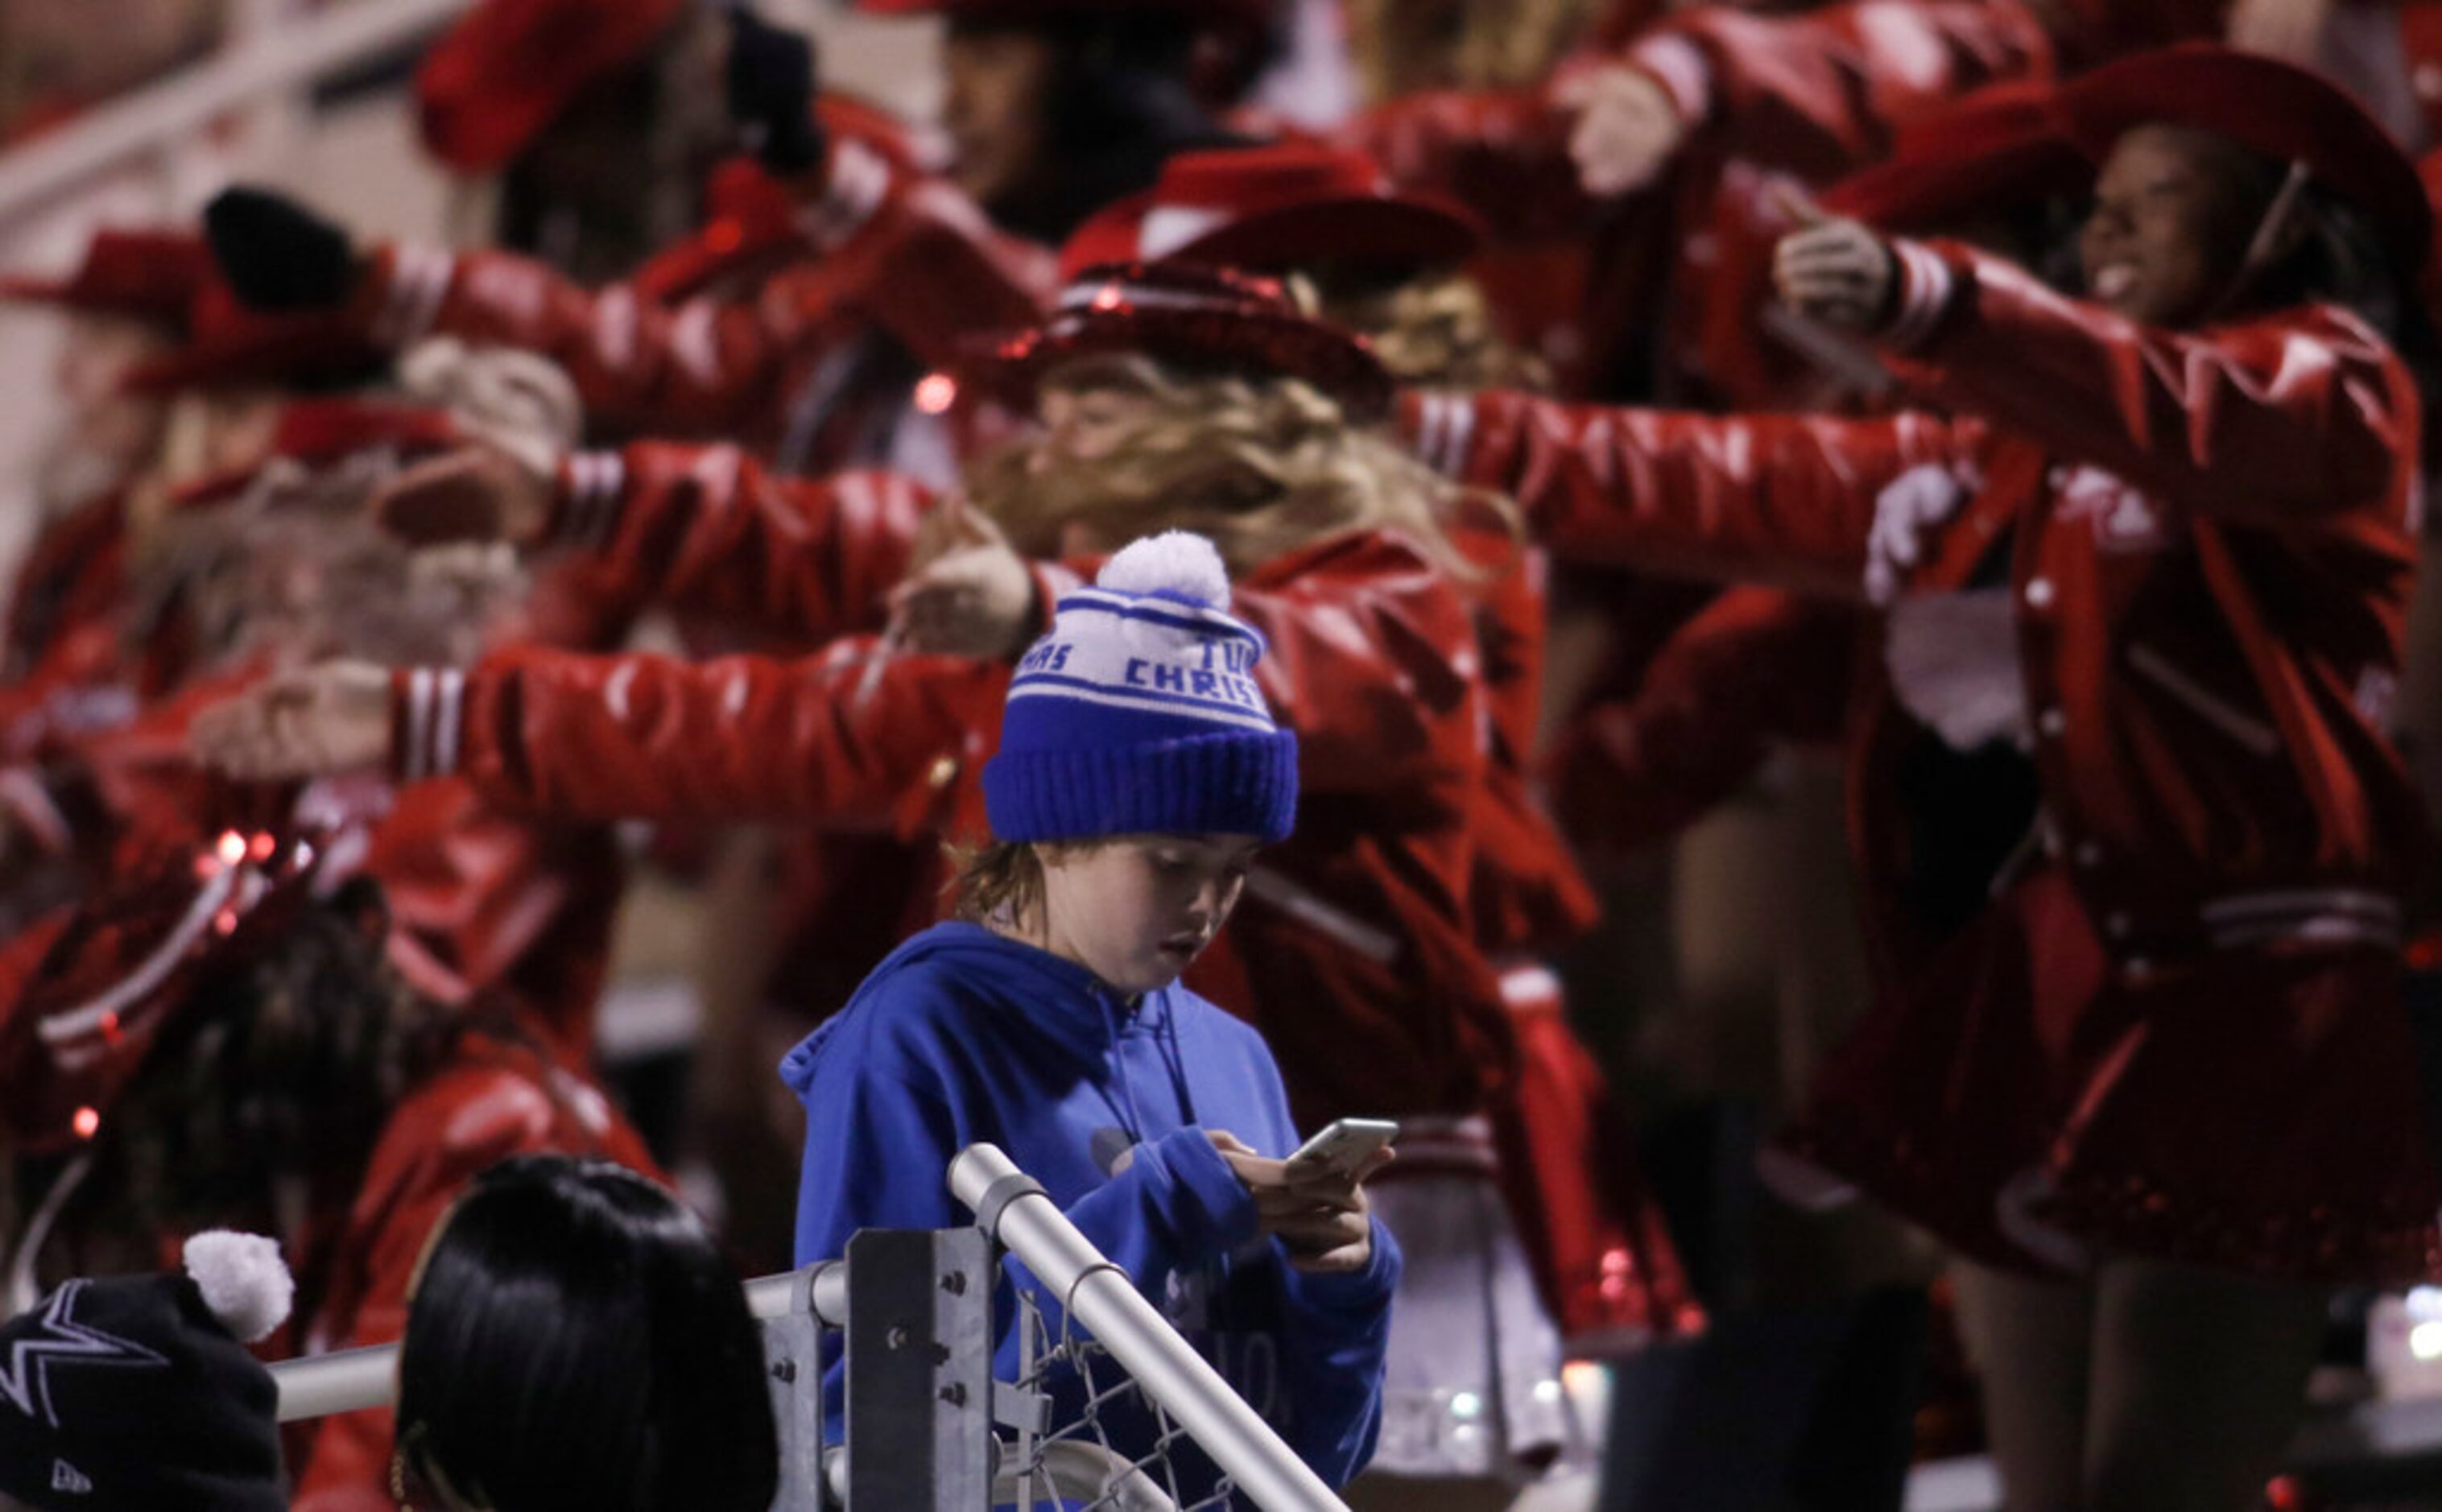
{"left": 782, "top": 530, "right": 1401, "bottom": 1498}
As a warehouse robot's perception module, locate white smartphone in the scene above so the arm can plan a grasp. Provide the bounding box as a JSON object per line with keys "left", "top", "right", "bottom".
{"left": 1287, "top": 1117, "right": 1400, "bottom": 1179}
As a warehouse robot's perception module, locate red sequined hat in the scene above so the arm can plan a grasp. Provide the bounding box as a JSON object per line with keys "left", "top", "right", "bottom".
{"left": 1059, "top": 142, "right": 1485, "bottom": 282}
{"left": 0, "top": 228, "right": 212, "bottom": 326}
{"left": 118, "top": 283, "right": 386, "bottom": 395}
{"left": 2051, "top": 43, "right": 2432, "bottom": 274}
{"left": 0, "top": 816, "right": 337, "bottom": 1152}
{"left": 854, "top": 0, "right": 1270, "bottom": 27}
{"left": 1821, "top": 81, "right": 2087, "bottom": 230}
{"left": 415, "top": 0, "right": 688, "bottom": 173}
{"left": 974, "top": 259, "right": 1394, "bottom": 418}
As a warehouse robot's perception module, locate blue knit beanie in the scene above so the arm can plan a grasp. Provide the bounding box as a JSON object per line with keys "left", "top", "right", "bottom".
{"left": 983, "top": 531, "right": 1299, "bottom": 845}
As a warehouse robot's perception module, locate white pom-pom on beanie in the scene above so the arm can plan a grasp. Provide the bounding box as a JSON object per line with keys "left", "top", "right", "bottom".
{"left": 986, "top": 530, "right": 1299, "bottom": 845}
{"left": 181, "top": 1231, "right": 295, "bottom": 1345}
{"left": 1095, "top": 530, "right": 1231, "bottom": 607}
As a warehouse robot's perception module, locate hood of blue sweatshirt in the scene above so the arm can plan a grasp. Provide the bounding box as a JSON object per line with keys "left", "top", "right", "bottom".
{"left": 780, "top": 919, "right": 1177, "bottom": 1109}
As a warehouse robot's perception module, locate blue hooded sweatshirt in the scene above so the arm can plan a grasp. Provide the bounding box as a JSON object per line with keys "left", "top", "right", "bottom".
{"left": 781, "top": 920, "right": 1399, "bottom": 1498}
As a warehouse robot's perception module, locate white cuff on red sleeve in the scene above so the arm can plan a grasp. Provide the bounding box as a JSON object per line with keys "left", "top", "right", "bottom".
{"left": 398, "top": 667, "right": 468, "bottom": 782}
{"left": 373, "top": 245, "right": 456, "bottom": 350}
{"left": 555, "top": 449, "right": 628, "bottom": 552}
{"left": 1626, "top": 33, "right": 1713, "bottom": 123}
{"left": 1883, "top": 239, "right": 1959, "bottom": 352}
{"left": 1408, "top": 390, "right": 1479, "bottom": 479}
{"left": 793, "top": 138, "right": 893, "bottom": 254}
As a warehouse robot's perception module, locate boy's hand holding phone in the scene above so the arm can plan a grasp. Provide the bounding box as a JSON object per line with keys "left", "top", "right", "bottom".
{"left": 1208, "top": 1126, "right": 1395, "bottom": 1275}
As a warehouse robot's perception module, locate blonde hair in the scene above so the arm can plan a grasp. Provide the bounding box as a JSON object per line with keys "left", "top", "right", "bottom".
{"left": 1345, "top": 0, "right": 1605, "bottom": 100}
{"left": 1318, "top": 270, "right": 1552, "bottom": 392}
{"left": 133, "top": 452, "right": 528, "bottom": 671}
{"left": 955, "top": 354, "right": 1516, "bottom": 583}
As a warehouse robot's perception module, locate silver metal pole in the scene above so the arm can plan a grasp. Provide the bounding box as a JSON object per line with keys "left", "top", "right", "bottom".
{"left": 271, "top": 1343, "right": 397, "bottom": 1423}
{"left": 270, "top": 1261, "right": 835, "bottom": 1421}
{"left": 948, "top": 1142, "right": 1350, "bottom": 1512}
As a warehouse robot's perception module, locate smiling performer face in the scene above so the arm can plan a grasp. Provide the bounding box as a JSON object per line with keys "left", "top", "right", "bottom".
{"left": 2079, "top": 123, "right": 2304, "bottom": 327}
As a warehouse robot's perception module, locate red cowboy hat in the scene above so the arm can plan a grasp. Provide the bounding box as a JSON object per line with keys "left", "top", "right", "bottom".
{"left": 415, "top": 0, "right": 688, "bottom": 173}
{"left": 1821, "top": 80, "right": 2088, "bottom": 231}
{"left": 631, "top": 157, "right": 807, "bottom": 305}
{"left": 973, "top": 260, "right": 1393, "bottom": 417}
{"left": 632, "top": 97, "right": 923, "bottom": 304}
{"left": 1059, "top": 142, "right": 1485, "bottom": 283}
{"left": 270, "top": 398, "right": 462, "bottom": 464}
{"left": 0, "top": 228, "right": 212, "bottom": 326}
{"left": 2050, "top": 43, "right": 2432, "bottom": 274}
{"left": 855, "top": 0, "right": 1271, "bottom": 27}
{"left": 163, "top": 401, "right": 466, "bottom": 514}
{"left": 118, "top": 283, "right": 387, "bottom": 395}
{"left": 0, "top": 814, "right": 336, "bottom": 1152}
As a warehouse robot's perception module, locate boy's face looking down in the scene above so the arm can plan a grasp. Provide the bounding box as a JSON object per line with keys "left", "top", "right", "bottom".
{"left": 1036, "top": 832, "right": 1261, "bottom": 996}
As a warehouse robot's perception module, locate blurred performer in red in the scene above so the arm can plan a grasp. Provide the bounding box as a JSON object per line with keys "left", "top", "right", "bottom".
{"left": 1405, "top": 46, "right": 2441, "bottom": 1508}
{"left": 415, "top": 0, "right": 803, "bottom": 283}
{"left": 0, "top": 287, "right": 628, "bottom": 1061}
{"left": 0, "top": 825, "right": 657, "bottom": 1512}
{"left": 203, "top": 0, "right": 1275, "bottom": 482}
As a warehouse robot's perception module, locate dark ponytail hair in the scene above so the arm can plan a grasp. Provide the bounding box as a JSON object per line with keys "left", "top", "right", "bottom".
{"left": 397, "top": 1155, "right": 778, "bottom": 1512}
{"left": 2249, "top": 175, "right": 2442, "bottom": 469}
{"left": 89, "top": 877, "right": 458, "bottom": 1243}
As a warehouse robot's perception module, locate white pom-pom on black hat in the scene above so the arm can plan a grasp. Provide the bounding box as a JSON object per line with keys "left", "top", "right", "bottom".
{"left": 1095, "top": 531, "right": 1230, "bottom": 608}
{"left": 181, "top": 1231, "right": 294, "bottom": 1345}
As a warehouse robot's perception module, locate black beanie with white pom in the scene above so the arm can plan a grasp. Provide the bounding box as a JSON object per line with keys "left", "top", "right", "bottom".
{"left": 0, "top": 1230, "right": 291, "bottom": 1510}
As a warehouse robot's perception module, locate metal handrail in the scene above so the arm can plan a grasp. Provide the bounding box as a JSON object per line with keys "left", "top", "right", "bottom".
{"left": 271, "top": 1142, "right": 1353, "bottom": 1512}
{"left": 948, "top": 1142, "right": 1351, "bottom": 1512}
{"left": 267, "top": 1260, "right": 837, "bottom": 1422}
{"left": 0, "top": 0, "right": 473, "bottom": 233}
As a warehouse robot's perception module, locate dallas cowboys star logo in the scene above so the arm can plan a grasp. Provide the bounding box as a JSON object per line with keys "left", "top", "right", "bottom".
{"left": 0, "top": 1281, "right": 169, "bottom": 1428}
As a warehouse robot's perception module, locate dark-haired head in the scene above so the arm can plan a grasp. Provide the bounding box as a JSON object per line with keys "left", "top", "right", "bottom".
{"left": 2079, "top": 124, "right": 2416, "bottom": 334}
{"left": 943, "top": 10, "right": 1242, "bottom": 244}
{"left": 76, "top": 878, "right": 457, "bottom": 1252}
{"left": 2074, "top": 122, "right": 2441, "bottom": 459}
{"left": 396, "top": 1155, "right": 777, "bottom": 1512}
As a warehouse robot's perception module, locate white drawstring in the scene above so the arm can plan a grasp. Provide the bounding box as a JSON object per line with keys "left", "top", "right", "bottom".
{"left": 2, "top": 1153, "right": 93, "bottom": 1318}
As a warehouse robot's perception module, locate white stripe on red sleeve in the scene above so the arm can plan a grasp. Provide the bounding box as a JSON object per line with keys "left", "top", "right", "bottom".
{"left": 1882, "top": 239, "right": 1957, "bottom": 351}
{"left": 376, "top": 245, "right": 457, "bottom": 349}
{"left": 1626, "top": 33, "right": 1713, "bottom": 123}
